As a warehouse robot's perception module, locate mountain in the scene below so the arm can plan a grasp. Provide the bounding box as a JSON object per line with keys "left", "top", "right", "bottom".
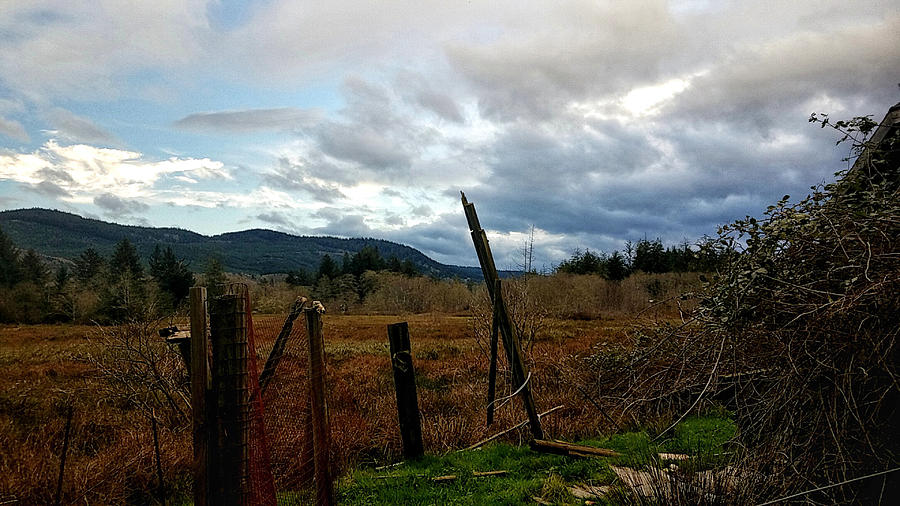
{"left": 0, "top": 208, "right": 489, "bottom": 279}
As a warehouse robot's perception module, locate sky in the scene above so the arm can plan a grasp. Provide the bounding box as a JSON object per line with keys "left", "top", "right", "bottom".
{"left": 0, "top": 1, "right": 897, "bottom": 270}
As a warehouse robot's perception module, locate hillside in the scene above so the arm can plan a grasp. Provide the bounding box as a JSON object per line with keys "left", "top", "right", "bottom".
{"left": 0, "top": 208, "right": 486, "bottom": 278}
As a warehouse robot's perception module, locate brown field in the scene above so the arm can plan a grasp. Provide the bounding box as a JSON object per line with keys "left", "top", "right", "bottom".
{"left": 0, "top": 312, "right": 639, "bottom": 505}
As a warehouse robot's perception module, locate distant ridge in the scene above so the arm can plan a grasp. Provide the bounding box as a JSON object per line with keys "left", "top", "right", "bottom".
{"left": 0, "top": 208, "right": 489, "bottom": 278}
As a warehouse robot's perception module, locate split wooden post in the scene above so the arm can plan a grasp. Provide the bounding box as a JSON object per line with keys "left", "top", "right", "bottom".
{"left": 387, "top": 322, "right": 424, "bottom": 459}
{"left": 461, "top": 192, "right": 544, "bottom": 440}
{"left": 209, "top": 292, "right": 250, "bottom": 506}
{"left": 305, "top": 307, "right": 335, "bottom": 506}
{"left": 189, "top": 286, "right": 210, "bottom": 506}
{"left": 486, "top": 294, "right": 500, "bottom": 426}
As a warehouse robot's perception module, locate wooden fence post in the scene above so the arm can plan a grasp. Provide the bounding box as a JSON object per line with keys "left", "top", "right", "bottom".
{"left": 461, "top": 192, "right": 544, "bottom": 440}
{"left": 387, "top": 322, "right": 424, "bottom": 459}
{"left": 190, "top": 286, "right": 210, "bottom": 506}
{"left": 305, "top": 307, "right": 335, "bottom": 506}
{"left": 209, "top": 292, "right": 250, "bottom": 506}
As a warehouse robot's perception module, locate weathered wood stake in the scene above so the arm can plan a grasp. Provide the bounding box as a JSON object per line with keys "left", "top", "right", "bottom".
{"left": 486, "top": 292, "right": 500, "bottom": 426}
{"left": 305, "top": 307, "right": 335, "bottom": 506}
{"left": 461, "top": 192, "right": 544, "bottom": 440}
{"left": 388, "top": 322, "right": 424, "bottom": 459}
{"left": 189, "top": 286, "right": 210, "bottom": 506}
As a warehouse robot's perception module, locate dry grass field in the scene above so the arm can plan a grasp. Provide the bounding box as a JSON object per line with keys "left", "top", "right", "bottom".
{"left": 0, "top": 312, "right": 642, "bottom": 504}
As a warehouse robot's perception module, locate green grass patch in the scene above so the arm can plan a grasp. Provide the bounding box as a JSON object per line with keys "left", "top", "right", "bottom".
{"left": 336, "top": 414, "right": 736, "bottom": 504}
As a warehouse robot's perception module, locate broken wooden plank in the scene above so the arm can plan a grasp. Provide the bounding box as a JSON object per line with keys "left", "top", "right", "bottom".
{"left": 530, "top": 439, "right": 621, "bottom": 458}
{"left": 473, "top": 470, "right": 508, "bottom": 477}
{"left": 259, "top": 297, "right": 307, "bottom": 394}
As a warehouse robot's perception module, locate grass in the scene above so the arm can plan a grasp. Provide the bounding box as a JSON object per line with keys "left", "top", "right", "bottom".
{"left": 1, "top": 311, "right": 717, "bottom": 504}
{"left": 336, "top": 414, "right": 736, "bottom": 505}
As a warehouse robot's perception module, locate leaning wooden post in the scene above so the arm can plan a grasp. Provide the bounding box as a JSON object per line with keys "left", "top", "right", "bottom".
{"left": 461, "top": 192, "right": 544, "bottom": 440}
{"left": 190, "top": 286, "right": 210, "bottom": 506}
{"left": 388, "top": 322, "right": 424, "bottom": 459}
{"left": 486, "top": 297, "right": 500, "bottom": 426}
{"left": 305, "top": 307, "right": 335, "bottom": 506}
{"left": 209, "top": 291, "right": 250, "bottom": 506}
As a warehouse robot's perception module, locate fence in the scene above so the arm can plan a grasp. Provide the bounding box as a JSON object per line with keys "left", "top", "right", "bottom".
{"left": 189, "top": 285, "right": 333, "bottom": 506}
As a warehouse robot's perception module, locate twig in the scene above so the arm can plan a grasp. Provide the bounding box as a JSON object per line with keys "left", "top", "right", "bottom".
{"left": 460, "top": 405, "right": 564, "bottom": 451}
{"left": 54, "top": 404, "right": 74, "bottom": 506}
{"left": 652, "top": 333, "right": 727, "bottom": 442}
{"left": 574, "top": 384, "right": 622, "bottom": 432}
{"left": 755, "top": 467, "right": 900, "bottom": 505}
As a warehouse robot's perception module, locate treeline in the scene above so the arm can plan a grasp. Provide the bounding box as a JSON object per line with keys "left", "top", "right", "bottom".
{"left": 0, "top": 226, "right": 201, "bottom": 323}
{"left": 555, "top": 237, "right": 731, "bottom": 280}
{"left": 300, "top": 246, "right": 421, "bottom": 303}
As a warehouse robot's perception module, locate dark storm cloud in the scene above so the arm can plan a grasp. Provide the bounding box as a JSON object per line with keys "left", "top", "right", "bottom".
{"left": 174, "top": 108, "right": 319, "bottom": 133}
{"left": 93, "top": 193, "right": 149, "bottom": 217}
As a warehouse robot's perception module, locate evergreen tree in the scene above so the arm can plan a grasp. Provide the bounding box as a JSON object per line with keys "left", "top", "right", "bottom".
{"left": 149, "top": 244, "right": 194, "bottom": 311}
{"left": 606, "top": 251, "right": 629, "bottom": 281}
{"left": 399, "top": 259, "right": 419, "bottom": 277}
{"left": 0, "top": 226, "right": 22, "bottom": 287}
{"left": 348, "top": 246, "right": 384, "bottom": 276}
{"left": 203, "top": 258, "right": 226, "bottom": 300}
{"left": 108, "top": 238, "right": 144, "bottom": 281}
{"left": 55, "top": 265, "right": 71, "bottom": 292}
{"left": 21, "top": 249, "right": 47, "bottom": 286}
{"left": 285, "top": 268, "right": 312, "bottom": 286}
{"left": 316, "top": 254, "right": 338, "bottom": 281}
{"left": 100, "top": 238, "right": 146, "bottom": 321}
{"left": 74, "top": 247, "right": 105, "bottom": 283}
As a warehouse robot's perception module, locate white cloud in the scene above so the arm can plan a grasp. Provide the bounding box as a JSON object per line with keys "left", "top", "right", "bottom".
{"left": 0, "top": 140, "right": 229, "bottom": 207}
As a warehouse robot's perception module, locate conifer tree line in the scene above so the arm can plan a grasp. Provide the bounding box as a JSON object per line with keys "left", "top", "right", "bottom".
{"left": 0, "top": 229, "right": 199, "bottom": 323}
{"left": 0, "top": 224, "right": 731, "bottom": 322}
{"left": 296, "top": 245, "right": 421, "bottom": 302}
{"left": 554, "top": 237, "right": 732, "bottom": 280}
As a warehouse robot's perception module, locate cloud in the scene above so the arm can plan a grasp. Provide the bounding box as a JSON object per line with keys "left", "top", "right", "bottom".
{"left": 93, "top": 192, "right": 150, "bottom": 217}
{"left": 45, "top": 107, "right": 116, "bottom": 144}
{"left": 447, "top": 0, "right": 682, "bottom": 122}
{"left": 414, "top": 90, "right": 464, "bottom": 123}
{"left": 263, "top": 157, "right": 347, "bottom": 203}
{"left": 665, "top": 13, "right": 900, "bottom": 131}
{"left": 256, "top": 211, "right": 290, "bottom": 226}
{"left": 174, "top": 108, "right": 321, "bottom": 133}
{"left": 0, "top": 140, "right": 230, "bottom": 205}
{"left": 0, "top": 1, "right": 210, "bottom": 101}
{"left": 0, "top": 116, "right": 29, "bottom": 142}
{"left": 30, "top": 181, "right": 71, "bottom": 198}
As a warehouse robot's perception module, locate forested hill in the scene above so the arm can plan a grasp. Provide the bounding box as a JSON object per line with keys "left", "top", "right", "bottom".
{"left": 0, "top": 208, "right": 485, "bottom": 278}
